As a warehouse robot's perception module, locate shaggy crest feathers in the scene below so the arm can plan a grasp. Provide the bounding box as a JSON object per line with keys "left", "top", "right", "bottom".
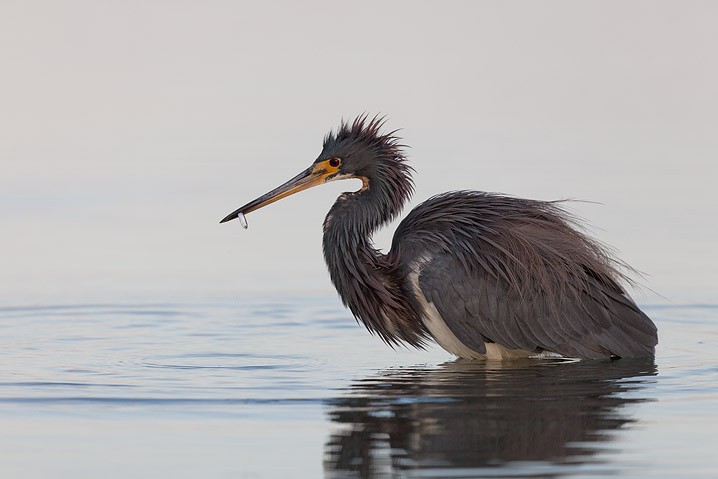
{"left": 323, "top": 114, "right": 406, "bottom": 160}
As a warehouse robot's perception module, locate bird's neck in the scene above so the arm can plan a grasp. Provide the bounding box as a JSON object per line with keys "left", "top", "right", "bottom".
{"left": 322, "top": 187, "right": 425, "bottom": 347}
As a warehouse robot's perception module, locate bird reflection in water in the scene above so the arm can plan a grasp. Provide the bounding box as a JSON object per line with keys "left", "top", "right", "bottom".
{"left": 324, "top": 358, "right": 656, "bottom": 478}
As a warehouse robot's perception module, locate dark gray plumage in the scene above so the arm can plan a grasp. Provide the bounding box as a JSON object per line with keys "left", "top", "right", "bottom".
{"left": 221, "top": 115, "right": 658, "bottom": 359}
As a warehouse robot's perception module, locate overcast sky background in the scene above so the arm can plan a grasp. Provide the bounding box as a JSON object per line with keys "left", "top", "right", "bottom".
{"left": 1, "top": 1, "right": 716, "bottom": 303}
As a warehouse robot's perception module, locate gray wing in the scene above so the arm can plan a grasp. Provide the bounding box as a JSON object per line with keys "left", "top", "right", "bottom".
{"left": 394, "top": 191, "right": 658, "bottom": 360}
{"left": 419, "top": 252, "right": 657, "bottom": 359}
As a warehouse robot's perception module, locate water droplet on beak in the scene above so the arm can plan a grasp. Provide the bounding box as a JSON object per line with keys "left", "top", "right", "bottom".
{"left": 238, "top": 211, "right": 248, "bottom": 229}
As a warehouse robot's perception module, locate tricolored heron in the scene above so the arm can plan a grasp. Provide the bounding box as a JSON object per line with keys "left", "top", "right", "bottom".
{"left": 221, "top": 116, "right": 658, "bottom": 360}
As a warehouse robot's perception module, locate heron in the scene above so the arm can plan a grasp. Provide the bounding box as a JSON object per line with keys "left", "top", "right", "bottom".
{"left": 221, "top": 116, "right": 658, "bottom": 360}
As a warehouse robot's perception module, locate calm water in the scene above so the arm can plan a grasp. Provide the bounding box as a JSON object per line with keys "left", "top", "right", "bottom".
{"left": 0, "top": 296, "right": 716, "bottom": 478}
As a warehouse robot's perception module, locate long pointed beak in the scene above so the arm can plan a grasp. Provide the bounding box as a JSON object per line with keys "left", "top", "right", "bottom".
{"left": 220, "top": 164, "right": 329, "bottom": 225}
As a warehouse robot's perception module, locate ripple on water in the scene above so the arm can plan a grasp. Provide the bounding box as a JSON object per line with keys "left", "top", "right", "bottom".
{"left": 139, "top": 352, "right": 316, "bottom": 371}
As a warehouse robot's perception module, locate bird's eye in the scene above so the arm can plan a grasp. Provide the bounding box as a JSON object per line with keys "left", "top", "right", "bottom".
{"left": 329, "top": 157, "right": 341, "bottom": 168}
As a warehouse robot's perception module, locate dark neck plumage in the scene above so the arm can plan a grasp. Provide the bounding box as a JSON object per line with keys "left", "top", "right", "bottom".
{"left": 322, "top": 177, "right": 425, "bottom": 347}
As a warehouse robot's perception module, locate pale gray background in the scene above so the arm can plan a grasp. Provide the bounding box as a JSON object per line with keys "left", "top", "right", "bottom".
{"left": 2, "top": 1, "right": 716, "bottom": 303}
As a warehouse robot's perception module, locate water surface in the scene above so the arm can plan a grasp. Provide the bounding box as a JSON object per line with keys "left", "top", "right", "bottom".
{"left": 0, "top": 297, "right": 715, "bottom": 478}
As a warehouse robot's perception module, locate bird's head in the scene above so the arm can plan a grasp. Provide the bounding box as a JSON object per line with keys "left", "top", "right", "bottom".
{"left": 220, "top": 115, "right": 413, "bottom": 227}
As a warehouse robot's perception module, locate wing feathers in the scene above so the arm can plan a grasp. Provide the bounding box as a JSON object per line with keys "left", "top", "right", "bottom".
{"left": 400, "top": 192, "right": 658, "bottom": 359}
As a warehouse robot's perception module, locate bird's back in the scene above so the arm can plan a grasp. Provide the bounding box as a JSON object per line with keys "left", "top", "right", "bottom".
{"left": 391, "top": 191, "right": 658, "bottom": 359}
